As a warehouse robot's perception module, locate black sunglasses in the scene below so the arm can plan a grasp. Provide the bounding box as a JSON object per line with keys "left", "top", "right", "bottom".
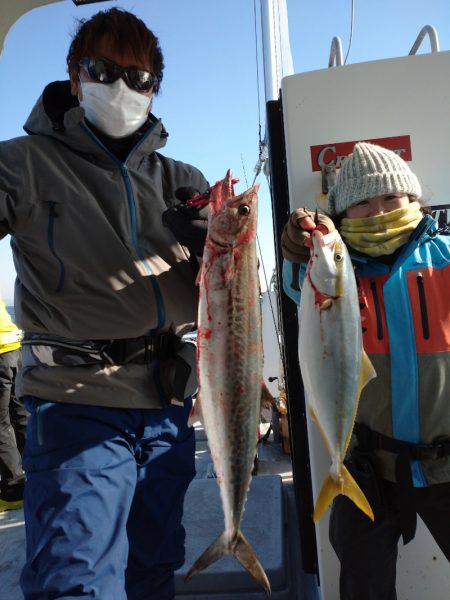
{"left": 78, "top": 57, "right": 158, "bottom": 93}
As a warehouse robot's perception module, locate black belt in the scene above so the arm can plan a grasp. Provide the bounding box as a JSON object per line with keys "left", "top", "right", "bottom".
{"left": 97, "top": 332, "right": 180, "bottom": 365}
{"left": 353, "top": 422, "right": 450, "bottom": 544}
{"left": 354, "top": 423, "right": 450, "bottom": 462}
{"left": 22, "top": 331, "right": 182, "bottom": 366}
{"left": 22, "top": 332, "right": 195, "bottom": 406}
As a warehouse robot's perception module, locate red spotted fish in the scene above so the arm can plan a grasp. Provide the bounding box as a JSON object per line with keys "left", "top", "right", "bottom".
{"left": 298, "top": 228, "right": 376, "bottom": 522}
{"left": 185, "top": 170, "right": 270, "bottom": 595}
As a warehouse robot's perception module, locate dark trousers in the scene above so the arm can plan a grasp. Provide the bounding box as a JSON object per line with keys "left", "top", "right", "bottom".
{"left": 0, "top": 348, "right": 27, "bottom": 501}
{"left": 330, "top": 479, "right": 450, "bottom": 600}
{"left": 21, "top": 396, "right": 196, "bottom": 600}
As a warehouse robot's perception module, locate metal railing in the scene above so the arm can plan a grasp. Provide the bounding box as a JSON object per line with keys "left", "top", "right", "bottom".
{"left": 327, "top": 24, "right": 440, "bottom": 69}
{"left": 409, "top": 25, "right": 440, "bottom": 55}
{"left": 328, "top": 36, "right": 343, "bottom": 67}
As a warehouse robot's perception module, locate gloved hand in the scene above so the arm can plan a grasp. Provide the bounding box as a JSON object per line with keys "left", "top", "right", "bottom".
{"left": 281, "top": 207, "right": 335, "bottom": 263}
{"left": 162, "top": 187, "right": 209, "bottom": 254}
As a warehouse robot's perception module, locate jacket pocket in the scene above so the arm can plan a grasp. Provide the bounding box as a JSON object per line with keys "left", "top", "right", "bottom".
{"left": 416, "top": 272, "right": 430, "bottom": 339}
{"left": 47, "top": 201, "right": 65, "bottom": 292}
{"left": 370, "top": 279, "right": 384, "bottom": 340}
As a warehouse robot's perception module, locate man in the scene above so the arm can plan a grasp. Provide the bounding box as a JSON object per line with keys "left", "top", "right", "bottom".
{"left": 0, "top": 8, "right": 209, "bottom": 600}
{"left": 0, "top": 296, "right": 25, "bottom": 512}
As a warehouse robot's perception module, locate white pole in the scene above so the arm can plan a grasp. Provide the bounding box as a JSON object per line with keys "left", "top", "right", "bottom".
{"left": 260, "top": 0, "right": 294, "bottom": 103}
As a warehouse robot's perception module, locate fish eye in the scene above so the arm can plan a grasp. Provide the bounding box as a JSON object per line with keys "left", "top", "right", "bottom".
{"left": 238, "top": 204, "right": 251, "bottom": 216}
{"left": 335, "top": 253, "right": 343, "bottom": 262}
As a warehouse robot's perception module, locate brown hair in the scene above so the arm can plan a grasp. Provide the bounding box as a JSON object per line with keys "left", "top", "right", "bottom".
{"left": 66, "top": 8, "right": 164, "bottom": 94}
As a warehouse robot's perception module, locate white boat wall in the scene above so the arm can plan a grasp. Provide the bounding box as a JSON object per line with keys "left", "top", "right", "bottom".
{"left": 267, "top": 28, "right": 450, "bottom": 599}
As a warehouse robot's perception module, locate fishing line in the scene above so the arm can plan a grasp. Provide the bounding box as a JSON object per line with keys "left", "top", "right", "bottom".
{"left": 241, "top": 152, "right": 283, "bottom": 357}
{"left": 241, "top": 152, "right": 268, "bottom": 293}
{"left": 262, "top": 169, "right": 284, "bottom": 360}
{"left": 257, "top": 231, "right": 283, "bottom": 361}
{"left": 344, "top": 0, "right": 355, "bottom": 65}
{"left": 240, "top": 153, "right": 249, "bottom": 189}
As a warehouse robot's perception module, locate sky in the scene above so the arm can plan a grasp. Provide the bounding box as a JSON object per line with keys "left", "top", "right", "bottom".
{"left": 1, "top": 0, "right": 450, "bottom": 304}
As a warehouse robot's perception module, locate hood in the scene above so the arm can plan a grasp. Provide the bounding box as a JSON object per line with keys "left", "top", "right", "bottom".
{"left": 23, "top": 80, "right": 169, "bottom": 166}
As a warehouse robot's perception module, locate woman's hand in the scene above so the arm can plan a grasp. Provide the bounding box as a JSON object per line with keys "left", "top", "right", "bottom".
{"left": 281, "top": 208, "right": 335, "bottom": 262}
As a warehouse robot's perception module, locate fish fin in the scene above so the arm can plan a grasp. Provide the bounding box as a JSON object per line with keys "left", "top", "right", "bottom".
{"left": 234, "top": 530, "right": 271, "bottom": 596}
{"left": 340, "top": 463, "right": 374, "bottom": 521}
{"left": 185, "top": 530, "right": 271, "bottom": 596}
{"left": 313, "top": 465, "right": 374, "bottom": 523}
{"left": 309, "top": 406, "right": 319, "bottom": 426}
{"left": 312, "top": 473, "right": 337, "bottom": 522}
{"left": 261, "top": 381, "right": 276, "bottom": 410}
{"left": 185, "top": 532, "right": 227, "bottom": 582}
{"left": 188, "top": 396, "right": 203, "bottom": 427}
{"left": 360, "top": 350, "right": 377, "bottom": 389}
{"left": 320, "top": 298, "right": 333, "bottom": 310}
{"left": 342, "top": 351, "right": 377, "bottom": 455}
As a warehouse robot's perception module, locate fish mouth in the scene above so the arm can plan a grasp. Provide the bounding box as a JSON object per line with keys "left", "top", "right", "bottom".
{"left": 312, "top": 228, "right": 340, "bottom": 248}
{"left": 210, "top": 170, "right": 235, "bottom": 214}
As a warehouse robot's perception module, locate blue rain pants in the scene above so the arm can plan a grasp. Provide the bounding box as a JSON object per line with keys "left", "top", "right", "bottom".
{"left": 20, "top": 395, "right": 196, "bottom": 600}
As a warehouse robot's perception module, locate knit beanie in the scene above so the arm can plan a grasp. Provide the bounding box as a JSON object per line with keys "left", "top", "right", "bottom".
{"left": 327, "top": 142, "right": 422, "bottom": 216}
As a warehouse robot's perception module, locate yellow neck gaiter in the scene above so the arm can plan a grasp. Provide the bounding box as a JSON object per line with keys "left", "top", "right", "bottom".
{"left": 340, "top": 202, "right": 423, "bottom": 257}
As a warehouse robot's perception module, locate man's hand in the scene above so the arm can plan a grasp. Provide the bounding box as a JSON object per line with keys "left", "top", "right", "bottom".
{"left": 162, "top": 187, "right": 209, "bottom": 254}
{"left": 281, "top": 207, "right": 335, "bottom": 263}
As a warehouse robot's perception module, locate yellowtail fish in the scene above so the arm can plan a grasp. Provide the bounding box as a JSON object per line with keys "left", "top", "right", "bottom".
{"left": 185, "top": 170, "right": 271, "bottom": 595}
{"left": 298, "top": 228, "right": 376, "bottom": 522}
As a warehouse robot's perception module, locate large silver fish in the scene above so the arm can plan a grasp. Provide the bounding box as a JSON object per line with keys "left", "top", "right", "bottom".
{"left": 185, "top": 170, "right": 270, "bottom": 595}
{"left": 298, "top": 228, "right": 376, "bottom": 522}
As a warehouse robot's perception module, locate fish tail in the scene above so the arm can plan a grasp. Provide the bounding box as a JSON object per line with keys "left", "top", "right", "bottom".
{"left": 185, "top": 530, "right": 271, "bottom": 596}
{"left": 313, "top": 464, "right": 374, "bottom": 523}
{"left": 234, "top": 530, "right": 271, "bottom": 596}
{"left": 185, "top": 532, "right": 226, "bottom": 582}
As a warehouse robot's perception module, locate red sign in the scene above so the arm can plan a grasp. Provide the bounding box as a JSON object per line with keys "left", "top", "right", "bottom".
{"left": 310, "top": 135, "right": 412, "bottom": 172}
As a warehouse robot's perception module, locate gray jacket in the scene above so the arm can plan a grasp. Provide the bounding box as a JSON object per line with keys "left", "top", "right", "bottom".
{"left": 0, "top": 81, "right": 208, "bottom": 408}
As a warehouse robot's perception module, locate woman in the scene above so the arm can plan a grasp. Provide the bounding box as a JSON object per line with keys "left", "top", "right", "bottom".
{"left": 281, "top": 142, "right": 450, "bottom": 600}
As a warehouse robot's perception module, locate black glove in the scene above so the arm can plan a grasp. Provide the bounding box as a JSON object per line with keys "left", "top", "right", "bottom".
{"left": 281, "top": 207, "right": 335, "bottom": 263}
{"left": 162, "top": 187, "right": 209, "bottom": 254}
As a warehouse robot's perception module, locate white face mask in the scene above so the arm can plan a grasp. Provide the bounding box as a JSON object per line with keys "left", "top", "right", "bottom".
{"left": 79, "top": 78, "right": 151, "bottom": 138}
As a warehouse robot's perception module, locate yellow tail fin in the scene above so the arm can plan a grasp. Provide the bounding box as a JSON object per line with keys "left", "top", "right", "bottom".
{"left": 313, "top": 464, "right": 374, "bottom": 523}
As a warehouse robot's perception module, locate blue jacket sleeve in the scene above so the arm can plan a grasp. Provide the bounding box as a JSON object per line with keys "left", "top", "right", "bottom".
{"left": 282, "top": 259, "right": 303, "bottom": 305}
